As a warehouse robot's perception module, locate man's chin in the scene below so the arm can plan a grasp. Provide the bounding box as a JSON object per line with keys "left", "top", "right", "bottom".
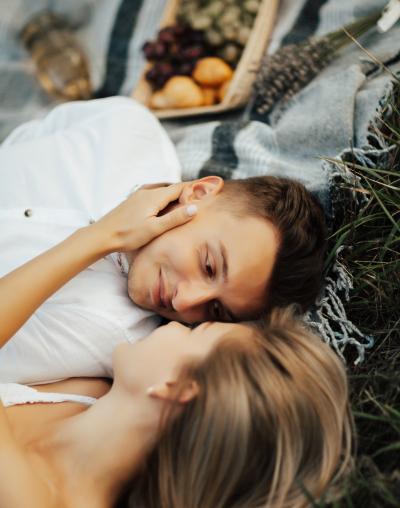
{"left": 155, "top": 308, "right": 174, "bottom": 320}
{"left": 128, "top": 287, "right": 164, "bottom": 317}
{"left": 127, "top": 284, "right": 148, "bottom": 309}
{"left": 126, "top": 281, "right": 176, "bottom": 319}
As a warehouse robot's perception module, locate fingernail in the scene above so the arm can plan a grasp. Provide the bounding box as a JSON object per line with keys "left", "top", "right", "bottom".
{"left": 147, "top": 386, "right": 155, "bottom": 395}
{"left": 186, "top": 204, "right": 198, "bottom": 217}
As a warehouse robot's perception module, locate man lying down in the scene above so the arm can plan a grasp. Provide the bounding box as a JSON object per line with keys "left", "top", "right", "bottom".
{"left": 0, "top": 96, "right": 327, "bottom": 384}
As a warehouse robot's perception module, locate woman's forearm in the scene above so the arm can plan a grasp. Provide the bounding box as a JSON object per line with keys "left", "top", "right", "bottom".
{"left": 0, "top": 183, "right": 194, "bottom": 350}
{"left": 0, "top": 226, "right": 109, "bottom": 349}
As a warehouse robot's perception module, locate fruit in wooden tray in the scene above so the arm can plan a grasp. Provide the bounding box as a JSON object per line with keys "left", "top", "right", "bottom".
{"left": 142, "top": 41, "right": 167, "bottom": 61}
{"left": 193, "top": 57, "right": 233, "bottom": 87}
{"left": 201, "top": 86, "right": 218, "bottom": 106}
{"left": 176, "top": 61, "right": 196, "bottom": 76}
{"left": 142, "top": 24, "right": 209, "bottom": 65}
{"left": 204, "top": 29, "right": 224, "bottom": 47}
{"left": 182, "top": 44, "right": 206, "bottom": 60}
{"left": 150, "top": 76, "right": 204, "bottom": 109}
{"left": 244, "top": 0, "right": 260, "bottom": 14}
{"left": 149, "top": 57, "right": 233, "bottom": 110}
{"left": 177, "top": 0, "right": 261, "bottom": 66}
{"left": 217, "top": 43, "right": 240, "bottom": 64}
{"left": 145, "top": 62, "right": 175, "bottom": 89}
{"left": 141, "top": 13, "right": 238, "bottom": 110}
{"left": 142, "top": 23, "right": 213, "bottom": 90}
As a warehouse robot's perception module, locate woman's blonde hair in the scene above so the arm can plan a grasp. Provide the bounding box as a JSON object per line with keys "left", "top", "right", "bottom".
{"left": 120, "top": 308, "right": 352, "bottom": 508}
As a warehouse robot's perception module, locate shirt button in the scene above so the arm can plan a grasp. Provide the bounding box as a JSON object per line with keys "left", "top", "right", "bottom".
{"left": 89, "top": 218, "right": 95, "bottom": 224}
{"left": 24, "top": 209, "right": 33, "bottom": 217}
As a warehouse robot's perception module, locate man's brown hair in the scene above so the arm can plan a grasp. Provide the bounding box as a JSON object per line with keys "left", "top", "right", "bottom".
{"left": 221, "top": 176, "right": 327, "bottom": 313}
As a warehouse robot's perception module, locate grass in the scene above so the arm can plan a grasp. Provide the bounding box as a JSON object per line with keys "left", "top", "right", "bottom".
{"left": 322, "top": 79, "right": 400, "bottom": 507}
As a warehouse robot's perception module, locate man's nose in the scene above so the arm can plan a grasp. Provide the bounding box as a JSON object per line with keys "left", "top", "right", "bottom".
{"left": 172, "top": 281, "right": 216, "bottom": 313}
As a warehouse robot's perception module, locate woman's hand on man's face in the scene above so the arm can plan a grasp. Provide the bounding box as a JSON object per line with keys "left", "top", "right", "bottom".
{"left": 93, "top": 183, "right": 197, "bottom": 253}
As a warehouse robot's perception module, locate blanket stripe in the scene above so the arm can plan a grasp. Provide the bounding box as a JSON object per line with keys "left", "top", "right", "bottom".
{"left": 95, "top": 0, "right": 144, "bottom": 98}
{"left": 282, "top": 0, "right": 329, "bottom": 45}
{"left": 199, "top": 122, "right": 249, "bottom": 179}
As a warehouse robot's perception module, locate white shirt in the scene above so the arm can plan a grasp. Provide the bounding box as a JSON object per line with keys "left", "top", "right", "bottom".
{"left": 0, "top": 97, "right": 181, "bottom": 384}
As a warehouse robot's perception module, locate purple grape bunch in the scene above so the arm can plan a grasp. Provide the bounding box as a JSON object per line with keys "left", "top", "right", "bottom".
{"left": 142, "top": 24, "right": 212, "bottom": 90}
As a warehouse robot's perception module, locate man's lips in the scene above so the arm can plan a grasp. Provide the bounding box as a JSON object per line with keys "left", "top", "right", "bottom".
{"left": 152, "top": 269, "right": 172, "bottom": 310}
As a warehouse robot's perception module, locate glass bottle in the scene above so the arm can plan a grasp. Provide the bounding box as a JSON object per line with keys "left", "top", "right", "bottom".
{"left": 20, "top": 10, "right": 92, "bottom": 101}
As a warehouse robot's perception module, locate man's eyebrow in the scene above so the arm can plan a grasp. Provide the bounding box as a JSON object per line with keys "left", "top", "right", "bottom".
{"left": 219, "top": 241, "right": 229, "bottom": 283}
{"left": 219, "top": 241, "right": 237, "bottom": 322}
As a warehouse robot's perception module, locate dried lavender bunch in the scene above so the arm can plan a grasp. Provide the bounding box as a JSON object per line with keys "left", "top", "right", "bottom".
{"left": 253, "top": 12, "right": 381, "bottom": 115}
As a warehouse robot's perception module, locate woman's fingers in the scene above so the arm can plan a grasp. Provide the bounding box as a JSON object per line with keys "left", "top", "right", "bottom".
{"left": 139, "top": 182, "right": 170, "bottom": 190}
{"left": 151, "top": 182, "right": 186, "bottom": 213}
{"left": 94, "top": 182, "right": 197, "bottom": 252}
{"left": 153, "top": 203, "right": 197, "bottom": 235}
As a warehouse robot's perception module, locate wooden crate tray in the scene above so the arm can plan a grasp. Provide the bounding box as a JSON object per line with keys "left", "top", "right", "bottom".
{"left": 132, "top": 0, "right": 279, "bottom": 119}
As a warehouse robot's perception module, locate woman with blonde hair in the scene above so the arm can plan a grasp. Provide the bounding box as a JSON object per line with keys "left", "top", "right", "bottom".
{"left": 0, "top": 185, "right": 351, "bottom": 508}
{"left": 123, "top": 309, "right": 352, "bottom": 508}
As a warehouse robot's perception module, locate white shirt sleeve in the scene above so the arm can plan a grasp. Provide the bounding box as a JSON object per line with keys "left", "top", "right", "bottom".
{"left": 1, "top": 96, "right": 182, "bottom": 219}
{"left": 2, "top": 97, "right": 159, "bottom": 145}
{"left": 0, "top": 304, "right": 118, "bottom": 384}
{"left": 0, "top": 299, "right": 159, "bottom": 385}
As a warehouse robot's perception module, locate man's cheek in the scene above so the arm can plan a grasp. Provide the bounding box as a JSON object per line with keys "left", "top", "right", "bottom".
{"left": 127, "top": 262, "right": 144, "bottom": 303}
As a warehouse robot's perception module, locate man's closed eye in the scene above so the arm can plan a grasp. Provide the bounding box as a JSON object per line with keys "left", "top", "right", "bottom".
{"left": 204, "top": 250, "right": 216, "bottom": 279}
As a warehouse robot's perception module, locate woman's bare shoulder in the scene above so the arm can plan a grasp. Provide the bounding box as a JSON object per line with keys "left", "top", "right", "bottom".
{"left": 33, "top": 377, "right": 112, "bottom": 399}
{"left": 0, "top": 401, "right": 60, "bottom": 508}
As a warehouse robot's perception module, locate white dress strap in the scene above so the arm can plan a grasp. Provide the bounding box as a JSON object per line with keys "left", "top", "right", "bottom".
{"left": 0, "top": 383, "right": 97, "bottom": 407}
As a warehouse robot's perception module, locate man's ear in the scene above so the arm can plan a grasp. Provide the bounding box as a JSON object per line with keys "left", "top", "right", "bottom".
{"left": 147, "top": 380, "right": 199, "bottom": 405}
{"left": 179, "top": 176, "right": 224, "bottom": 204}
